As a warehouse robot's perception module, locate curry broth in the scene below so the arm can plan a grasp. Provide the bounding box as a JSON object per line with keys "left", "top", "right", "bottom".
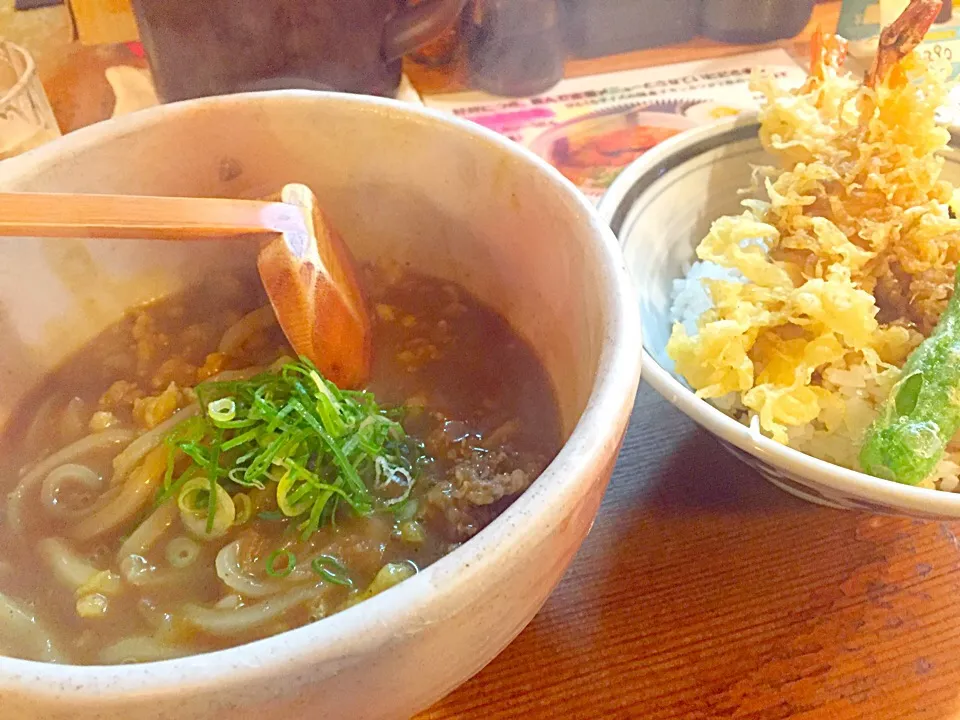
{"left": 0, "top": 265, "right": 562, "bottom": 664}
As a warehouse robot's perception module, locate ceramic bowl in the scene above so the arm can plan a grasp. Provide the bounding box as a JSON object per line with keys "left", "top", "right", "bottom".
{"left": 0, "top": 91, "right": 641, "bottom": 719}
{"left": 598, "top": 115, "right": 960, "bottom": 520}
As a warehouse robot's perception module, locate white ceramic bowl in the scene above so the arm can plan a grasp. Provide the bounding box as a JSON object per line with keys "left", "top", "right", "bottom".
{"left": 598, "top": 116, "right": 960, "bottom": 520}
{"left": 0, "top": 91, "right": 641, "bottom": 719}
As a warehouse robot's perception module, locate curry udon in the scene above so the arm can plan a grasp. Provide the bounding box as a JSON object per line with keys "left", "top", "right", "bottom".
{"left": 0, "top": 265, "right": 561, "bottom": 665}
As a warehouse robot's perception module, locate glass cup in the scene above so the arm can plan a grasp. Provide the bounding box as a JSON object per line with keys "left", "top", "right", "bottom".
{"left": 0, "top": 40, "right": 61, "bottom": 161}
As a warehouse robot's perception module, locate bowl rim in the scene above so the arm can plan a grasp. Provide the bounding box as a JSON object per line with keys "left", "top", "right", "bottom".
{"left": 597, "top": 114, "right": 960, "bottom": 517}
{"left": 0, "top": 90, "right": 643, "bottom": 697}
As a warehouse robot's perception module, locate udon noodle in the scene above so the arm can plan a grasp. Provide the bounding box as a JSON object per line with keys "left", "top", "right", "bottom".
{"left": 0, "top": 265, "right": 561, "bottom": 664}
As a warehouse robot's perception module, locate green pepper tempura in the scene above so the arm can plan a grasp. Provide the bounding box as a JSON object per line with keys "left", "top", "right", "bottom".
{"left": 860, "top": 266, "right": 960, "bottom": 485}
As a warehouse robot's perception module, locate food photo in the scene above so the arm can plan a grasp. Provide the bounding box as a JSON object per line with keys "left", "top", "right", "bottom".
{"left": 6, "top": 0, "right": 960, "bottom": 718}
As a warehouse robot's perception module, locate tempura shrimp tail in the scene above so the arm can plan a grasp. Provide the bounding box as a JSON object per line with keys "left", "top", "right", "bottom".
{"left": 808, "top": 25, "right": 849, "bottom": 83}
{"left": 866, "top": 0, "right": 942, "bottom": 88}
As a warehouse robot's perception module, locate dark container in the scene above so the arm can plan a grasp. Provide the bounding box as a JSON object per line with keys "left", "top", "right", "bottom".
{"left": 700, "top": 0, "right": 815, "bottom": 44}
{"left": 464, "top": 0, "right": 565, "bottom": 97}
{"left": 130, "top": 0, "right": 466, "bottom": 102}
{"left": 562, "top": 0, "right": 700, "bottom": 59}
{"left": 408, "top": 0, "right": 466, "bottom": 67}
{"left": 937, "top": 0, "right": 953, "bottom": 24}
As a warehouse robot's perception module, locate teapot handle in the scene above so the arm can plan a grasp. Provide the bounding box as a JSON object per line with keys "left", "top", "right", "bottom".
{"left": 382, "top": 0, "right": 468, "bottom": 62}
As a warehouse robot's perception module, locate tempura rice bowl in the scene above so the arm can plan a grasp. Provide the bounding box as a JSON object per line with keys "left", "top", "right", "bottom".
{"left": 600, "top": 116, "right": 960, "bottom": 519}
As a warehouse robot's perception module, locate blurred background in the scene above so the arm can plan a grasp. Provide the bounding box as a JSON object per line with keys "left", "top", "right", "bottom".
{"left": 1, "top": 0, "right": 955, "bottom": 194}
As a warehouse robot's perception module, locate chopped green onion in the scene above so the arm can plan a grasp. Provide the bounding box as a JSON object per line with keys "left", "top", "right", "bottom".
{"left": 276, "top": 468, "right": 314, "bottom": 516}
{"left": 233, "top": 492, "right": 253, "bottom": 525}
{"left": 266, "top": 549, "right": 296, "bottom": 578}
{"left": 178, "top": 477, "right": 210, "bottom": 514}
{"left": 207, "top": 397, "right": 237, "bottom": 423}
{"left": 343, "top": 562, "right": 416, "bottom": 609}
{"left": 177, "top": 477, "right": 235, "bottom": 539}
{"left": 311, "top": 554, "right": 352, "bottom": 587}
{"left": 146, "top": 357, "right": 428, "bottom": 541}
{"left": 165, "top": 536, "right": 200, "bottom": 568}
{"left": 221, "top": 429, "right": 259, "bottom": 452}
{"left": 227, "top": 466, "right": 265, "bottom": 489}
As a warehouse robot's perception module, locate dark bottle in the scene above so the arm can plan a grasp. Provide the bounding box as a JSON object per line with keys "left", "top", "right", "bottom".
{"left": 563, "top": 0, "right": 700, "bottom": 59}
{"left": 700, "top": 0, "right": 815, "bottom": 44}
{"left": 408, "top": 0, "right": 464, "bottom": 67}
{"left": 937, "top": 0, "right": 952, "bottom": 24}
{"left": 464, "top": 0, "right": 565, "bottom": 97}
{"left": 130, "top": 0, "right": 466, "bottom": 102}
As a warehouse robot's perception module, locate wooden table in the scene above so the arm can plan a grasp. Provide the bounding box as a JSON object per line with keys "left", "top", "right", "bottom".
{"left": 14, "top": 2, "right": 960, "bottom": 718}
{"left": 422, "top": 385, "right": 960, "bottom": 719}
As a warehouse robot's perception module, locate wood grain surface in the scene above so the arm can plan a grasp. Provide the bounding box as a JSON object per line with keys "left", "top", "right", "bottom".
{"left": 418, "top": 384, "right": 960, "bottom": 719}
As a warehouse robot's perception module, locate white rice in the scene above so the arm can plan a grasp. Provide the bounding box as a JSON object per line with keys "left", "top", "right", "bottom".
{"left": 669, "top": 260, "right": 744, "bottom": 337}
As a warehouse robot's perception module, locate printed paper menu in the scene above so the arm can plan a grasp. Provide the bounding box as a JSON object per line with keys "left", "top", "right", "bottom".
{"left": 423, "top": 49, "right": 807, "bottom": 203}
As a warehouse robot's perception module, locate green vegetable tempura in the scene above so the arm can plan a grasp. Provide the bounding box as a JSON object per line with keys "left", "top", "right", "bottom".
{"left": 860, "top": 266, "right": 960, "bottom": 485}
